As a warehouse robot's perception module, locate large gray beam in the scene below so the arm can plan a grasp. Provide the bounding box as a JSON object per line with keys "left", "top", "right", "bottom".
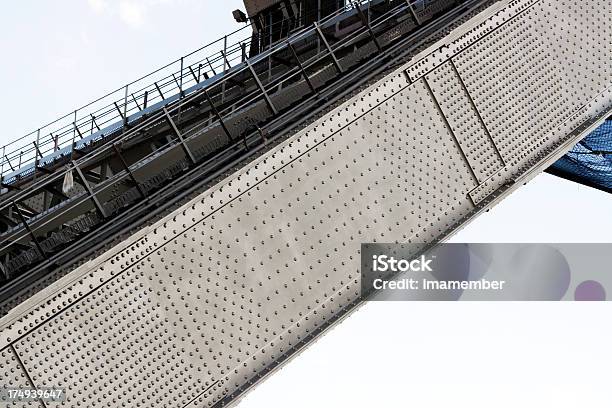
{"left": 0, "top": 1, "right": 610, "bottom": 407}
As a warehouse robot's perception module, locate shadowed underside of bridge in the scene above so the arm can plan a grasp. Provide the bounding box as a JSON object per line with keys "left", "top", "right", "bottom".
{"left": 1, "top": 0, "right": 611, "bottom": 407}
{"left": 548, "top": 118, "right": 612, "bottom": 193}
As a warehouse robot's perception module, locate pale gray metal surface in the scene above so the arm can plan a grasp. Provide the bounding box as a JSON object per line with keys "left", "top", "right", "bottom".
{"left": 425, "top": 60, "right": 505, "bottom": 183}
{"left": 0, "top": 347, "right": 42, "bottom": 407}
{"left": 1, "top": 0, "right": 611, "bottom": 407}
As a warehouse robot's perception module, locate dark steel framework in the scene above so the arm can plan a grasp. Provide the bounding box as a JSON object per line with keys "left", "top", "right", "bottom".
{"left": 545, "top": 116, "right": 612, "bottom": 195}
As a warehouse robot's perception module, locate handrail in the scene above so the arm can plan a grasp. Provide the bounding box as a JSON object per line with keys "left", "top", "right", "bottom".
{"left": 0, "top": 0, "right": 416, "bottom": 186}
{"left": 0, "top": 0, "right": 451, "bottom": 272}
{"left": 0, "top": 2, "right": 357, "bottom": 180}
{"left": 0, "top": 22, "right": 250, "bottom": 179}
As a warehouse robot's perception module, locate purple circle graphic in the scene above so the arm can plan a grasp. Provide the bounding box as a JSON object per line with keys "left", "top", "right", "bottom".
{"left": 574, "top": 280, "right": 606, "bottom": 301}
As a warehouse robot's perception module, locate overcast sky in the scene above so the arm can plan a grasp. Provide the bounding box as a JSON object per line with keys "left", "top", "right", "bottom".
{"left": 1, "top": 2, "right": 610, "bottom": 407}
{"left": 0, "top": 0, "right": 245, "bottom": 140}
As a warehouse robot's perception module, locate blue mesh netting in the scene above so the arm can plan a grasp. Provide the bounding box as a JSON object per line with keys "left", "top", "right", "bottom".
{"left": 549, "top": 118, "right": 612, "bottom": 192}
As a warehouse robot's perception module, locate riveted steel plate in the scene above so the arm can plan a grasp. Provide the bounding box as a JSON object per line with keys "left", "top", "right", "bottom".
{"left": 530, "top": 0, "right": 612, "bottom": 109}
{"left": 0, "top": 347, "right": 42, "bottom": 408}
{"left": 425, "top": 60, "right": 505, "bottom": 182}
{"left": 1, "top": 0, "right": 611, "bottom": 407}
{"left": 452, "top": 0, "right": 612, "bottom": 203}
{"left": 7, "top": 77, "right": 477, "bottom": 408}
{"left": 405, "top": 0, "right": 540, "bottom": 81}
{"left": 453, "top": 4, "right": 574, "bottom": 168}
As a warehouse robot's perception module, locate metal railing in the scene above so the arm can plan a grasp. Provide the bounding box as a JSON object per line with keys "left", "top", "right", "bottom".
{"left": 0, "top": 23, "right": 253, "bottom": 182}
{"left": 0, "top": 0, "right": 389, "bottom": 183}
{"left": 0, "top": 0, "right": 441, "bottom": 276}
{"left": 0, "top": 0, "right": 462, "bottom": 279}
{"left": 0, "top": 0, "right": 432, "bottom": 201}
